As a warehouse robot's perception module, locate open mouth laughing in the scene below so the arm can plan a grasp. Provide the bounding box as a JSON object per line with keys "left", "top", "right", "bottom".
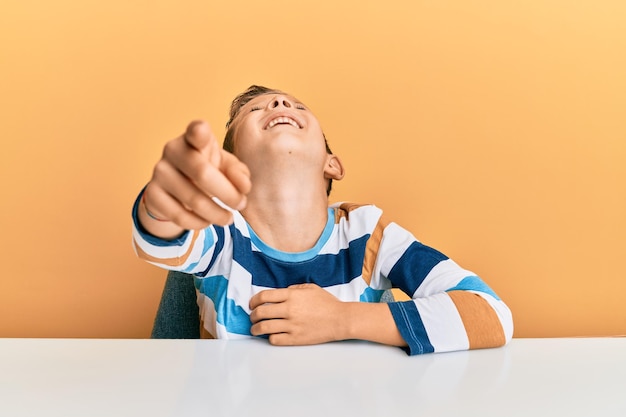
{"left": 264, "top": 114, "right": 303, "bottom": 130}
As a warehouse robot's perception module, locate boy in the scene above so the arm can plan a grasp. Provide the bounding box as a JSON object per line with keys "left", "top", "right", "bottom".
{"left": 132, "top": 85, "right": 513, "bottom": 355}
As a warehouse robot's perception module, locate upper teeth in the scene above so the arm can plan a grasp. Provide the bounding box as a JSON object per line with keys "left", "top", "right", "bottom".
{"left": 268, "top": 117, "right": 300, "bottom": 129}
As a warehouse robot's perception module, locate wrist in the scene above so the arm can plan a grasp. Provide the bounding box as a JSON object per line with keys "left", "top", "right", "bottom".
{"left": 339, "top": 301, "right": 407, "bottom": 347}
{"left": 137, "top": 194, "right": 185, "bottom": 240}
{"left": 141, "top": 193, "right": 169, "bottom": 222}
{"left": 337, "top": 302, "right": 360, "bottom": 341}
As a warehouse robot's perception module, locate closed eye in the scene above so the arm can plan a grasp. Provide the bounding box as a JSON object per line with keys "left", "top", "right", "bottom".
{"left": 250, "top": 106, "right": 262, "bottom": 112}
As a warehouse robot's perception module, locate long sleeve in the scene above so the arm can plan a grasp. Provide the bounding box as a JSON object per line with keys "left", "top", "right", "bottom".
{"left": 375, "top": 220, "right": 514, "bottom": 355}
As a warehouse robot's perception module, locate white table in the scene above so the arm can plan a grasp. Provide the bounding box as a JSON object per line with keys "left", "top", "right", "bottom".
{"left": 1, "top": 338, "right": 624, "bottom": 417}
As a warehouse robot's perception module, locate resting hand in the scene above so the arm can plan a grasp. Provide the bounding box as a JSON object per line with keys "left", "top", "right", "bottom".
{"left": 139, "top": 121, "right": 251, "bottom": 238}
{"left": 249, "top": 284, "right": 347, "bottom": 346}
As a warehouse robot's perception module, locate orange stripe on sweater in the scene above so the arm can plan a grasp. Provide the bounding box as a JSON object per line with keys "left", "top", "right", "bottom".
{"left": 361, "top": 215, "right": 388, "bottom": 286}
{"left": 134, "top": 230, "right": 201, "bottom": 267}
{"left": 334, "top": 202, "right": 366, "bottom": 223}
{"left": 448, "top": 291, "right": 506, "bottom": 349}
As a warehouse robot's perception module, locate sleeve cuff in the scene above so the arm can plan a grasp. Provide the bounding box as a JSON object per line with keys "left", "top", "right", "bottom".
{"left": 388, "top": 301, "right": 435, "bottom": 356}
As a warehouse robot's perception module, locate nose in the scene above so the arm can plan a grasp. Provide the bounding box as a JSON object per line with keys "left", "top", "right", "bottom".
{"left": 267, "top": 95, "right": 292, "bottom": 109}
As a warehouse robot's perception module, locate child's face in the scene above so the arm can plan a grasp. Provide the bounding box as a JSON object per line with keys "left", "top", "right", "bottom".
{"left": 228, "top": 93, "right": 328, "bottom": 167}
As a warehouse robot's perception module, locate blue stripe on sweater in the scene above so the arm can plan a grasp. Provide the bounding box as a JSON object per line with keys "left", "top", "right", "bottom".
{"left": 195, "top": 275, "right": 252, "bottom": 336}
{"left": 387, "top": 241, "right": 449, "bottom": 295}
{"left": 446, "top": 275, "right": 500, "bottom": 300}
{"left": 359, "top": 287, "right": 385, "bottom": 302}
{"left": 233, "top": 228, "right": 370, "bottom": 288}
{"left": 192, "top": 226, "right": 225, "bottom": 276}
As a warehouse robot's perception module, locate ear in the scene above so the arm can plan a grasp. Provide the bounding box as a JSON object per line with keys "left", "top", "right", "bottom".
{"left": 323, "top": 154, "right": 345, "bottom": 181}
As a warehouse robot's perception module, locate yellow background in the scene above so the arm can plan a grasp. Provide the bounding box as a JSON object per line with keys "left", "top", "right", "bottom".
{"left": 1, "top": 0, "right": 624, "bottom": 338}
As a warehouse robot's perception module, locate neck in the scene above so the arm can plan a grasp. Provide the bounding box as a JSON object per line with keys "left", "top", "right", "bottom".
{"left": 241, "top": 178, "right": 330, "bottom": 253}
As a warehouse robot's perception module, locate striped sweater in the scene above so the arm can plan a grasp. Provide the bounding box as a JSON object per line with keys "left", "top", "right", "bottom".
{"left": 132, "top": 199, "right": 513, "bottom": 355}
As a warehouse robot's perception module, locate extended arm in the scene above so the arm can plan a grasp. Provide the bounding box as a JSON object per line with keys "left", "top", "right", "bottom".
{"left": 137, "top": 120, "right": 250, "bottom": 240}
{"left": 132, "top": 120, "right": 251, "bottom": 270}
